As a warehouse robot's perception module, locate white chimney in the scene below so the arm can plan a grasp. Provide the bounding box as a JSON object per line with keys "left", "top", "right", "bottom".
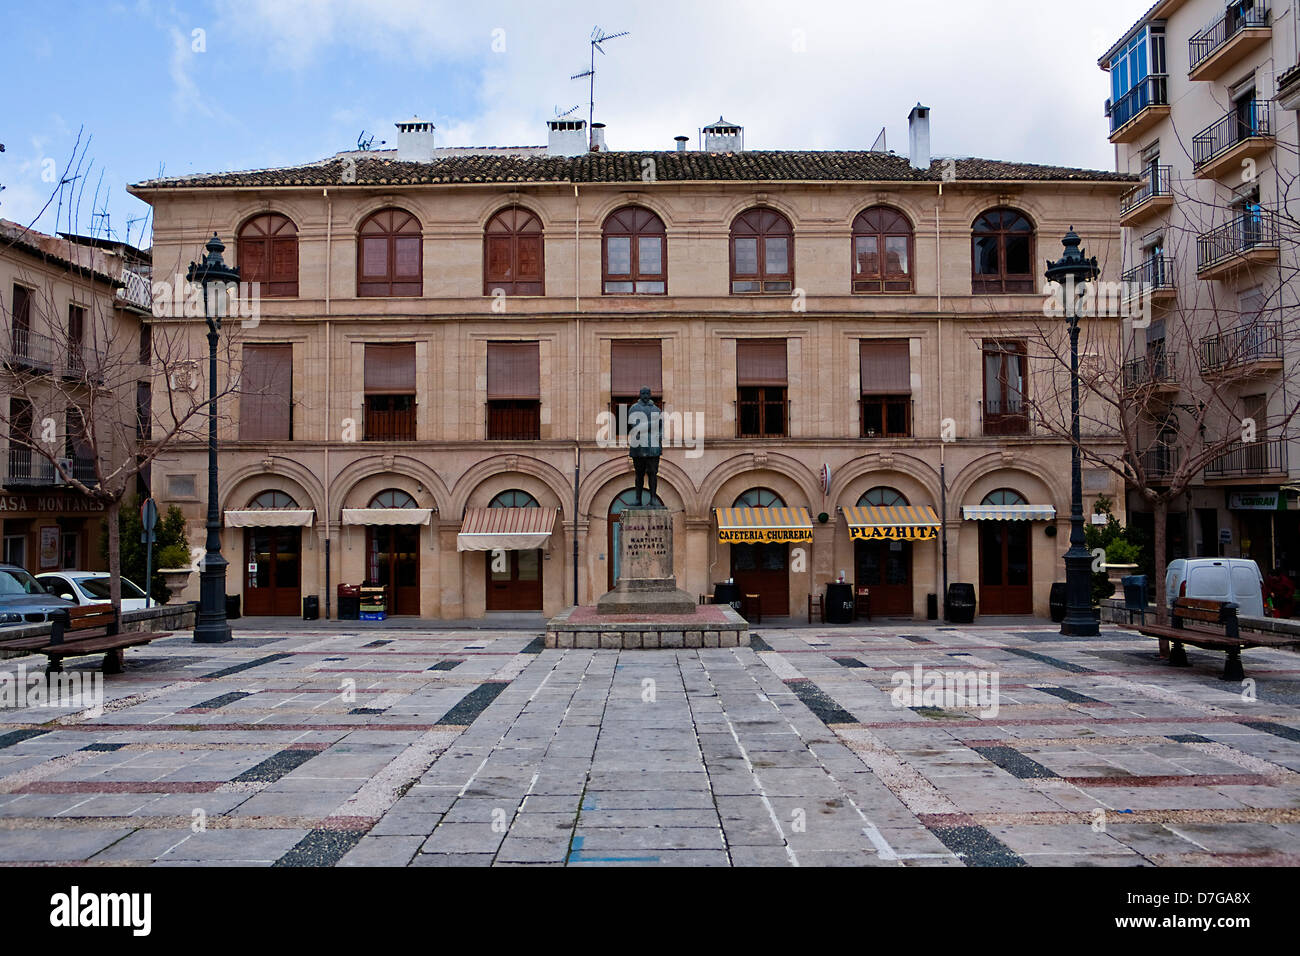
{"left": 703, "top": 117, "right": 744, "bottom": 153}
{"left": 674, "top": 135, "right": 688, "bottom": 152}
{"left": 908, "top": 103, "right": 931, "bottom": 171}
{"left": 395, "top": 117, "right": 436, "bottom": 162}
{"left": 547, "top": 119, "right": 588, "bottom": 157}
{"left": 590, "top": 122, "right": 607, "bottom": 152}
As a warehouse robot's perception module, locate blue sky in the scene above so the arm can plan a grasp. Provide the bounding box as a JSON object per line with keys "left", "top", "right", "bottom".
{"left": 1, "top": 0, "right": 1147, "bottom": 249}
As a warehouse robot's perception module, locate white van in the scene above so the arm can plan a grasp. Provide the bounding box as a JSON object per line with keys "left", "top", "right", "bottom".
{"left": 1164, "top": 558, "right": 1265, "bottom": 617}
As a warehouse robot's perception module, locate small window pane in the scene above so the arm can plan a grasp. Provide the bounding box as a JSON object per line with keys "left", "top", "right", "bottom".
{"left": 607, "top": 236, "right": 631, "bottom": 275}
{"left": 974, "top": 236, "right": 999, "bottom": 275}
{"left": 605, "top": 280, "right": 634, "bottom": 293}
{"left": 638, "top": 236, "right": 662, "bottom": 274}
{"left": 362, "top": 237, "right": 388, "bottom": 277}
{"left": 855, "top": 236, "right": 878, "bottom": 275}
{"left": 634, "top": 281, "right": 665, "bottom": 294}
{"left": 885, "top": 236, "right": 909, "bottom": 275}
{"left": 734, "top": 238, "right": 758, "bottom": 275}
{"left": 764, "top": 237, "right": 788, "bottom": 274}
{"left": 1005, "top": 235, "right": 1030, "bottom": 275}
{"left": 395, "top": 237, "right": 420, "bottom": 277}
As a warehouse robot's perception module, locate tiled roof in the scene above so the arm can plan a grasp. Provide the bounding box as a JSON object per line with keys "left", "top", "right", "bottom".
{"left": 0, "top": 219, "right": 124, "bottom": 288}
{"left": 130, "top": 151, "right": 1135, "bottom": 191}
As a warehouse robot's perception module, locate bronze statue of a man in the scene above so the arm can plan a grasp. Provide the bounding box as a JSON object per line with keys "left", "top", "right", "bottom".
{"left": 626, "top": 386, "right": 662, "bottom": 506}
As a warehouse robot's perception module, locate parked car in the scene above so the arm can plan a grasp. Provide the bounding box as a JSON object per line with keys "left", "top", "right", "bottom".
{"left": 1164, "top": 558, "right": 1265, "bottom": 618}
{"left": 36, "top": 571, "right": 150, "bottom": 612}
{"left": 0, "top": 564, "right": 77, "bottom": 626}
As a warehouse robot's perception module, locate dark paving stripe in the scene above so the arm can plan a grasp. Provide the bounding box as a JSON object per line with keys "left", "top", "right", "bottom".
{"left": 1002, "top": 647, "right": 1093, "bottom": 674}
{"left": 1021, "top": 630, "right": 1099, "bottom": 643}
{"left": 80, "top": 742, "right": 126, "bottom": 752}
{"left": 273, "top": 828, "right": 368, "bottom": 867}
{"left": 203, "top": 653, "right": 293, "bottom": 680}
{"left": 323, "top": 657, "right": 346, "bottom": 662}
{"left": 0, "top": 729, "right": 49, "bottom": 750}
{"left": 1239, "top": 721, "right": 1300, "bottom": 744}
{"left": 192, "top": 691, "right": 252, "bottom": 710}
{"left": 833, "top": 656, "right": 869, "bottom": 668}
{"left": 1168, "top": 733, "right": 1212, "bottom": 744}
{"left": 521, "top": 636, "right": 545, "bottom": 654}
{"left": 972, "top": 745, "right": 1059, "bottom": 779}
{"left": 428, "top": 660, "right": 464, "bottom": 671}
{"left": 1037, "top": 686, "right": 1103, "bottom": 705}
{"left": 784, "top": 678, "right": 857, "bottom": 725}
{"left": 362, "top": 640, "right": 392, "bottom": 648}
{"left": 233, "top": 748, "right": 319, "bottom": 784}
{"left": 437, "top": 681, "right": 509, "bottom": 726}
{"left": 349, "top": 707, "right": 384, "bottom": 715}
{"left": 910, "top": 706, "right": 964, "bottom": 719}
{"left": 930, "top": 825, "right": 1027, "bottom": 867}
{"left": 898, "top": 634, "right": 933, "bottom": 644}
{"left": 749, "top": 634, "right": 774, "bottom": 652}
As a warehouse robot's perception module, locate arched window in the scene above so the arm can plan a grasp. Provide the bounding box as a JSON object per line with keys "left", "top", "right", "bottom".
{"left": 489, "top": 489, "right": 539, "bottom": 508}
{"left": 859, "top": 487, "right": 908, "bottom": 507}
{"left": 248, "top": 490, "right": 299, "bottom": 509}
{"left": 852, "top": 207, "right": 913, "bottom": 293}
{"left": 358, "top": 208, "right": 422, "bottom": 296}
{"left": 981, "top": 488, "right": 1027, "bottom": 507}
{"left": 237, "top": 214, "right": 298, "bottom": 297}
{"left": 730, "top": 208, "right": 792, "bottom": 294}
{"left": 734, "top": 488, "right": 785, "bottom": 508}
{"left": 972, "top": 208, "right": 1035, "bottom": 293}
{"left": 602, "top": 206, "right": 666, "bottom": 294}
{"left": 369, "top": 489, "right": 419, "bottom": 509}
{"left": 484, "top": 206, "right": 543, "bottom": 296}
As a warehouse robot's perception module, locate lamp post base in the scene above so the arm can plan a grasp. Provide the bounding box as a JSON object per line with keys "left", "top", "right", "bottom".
{"left": 192, "top": 553, "right": 232, "bottom": 644}
{"left": 1061, "top": 548, "right": 1098, "bottom": 637}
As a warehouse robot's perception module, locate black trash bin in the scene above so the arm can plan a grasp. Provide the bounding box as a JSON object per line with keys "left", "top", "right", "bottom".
{"left": 337, "top": 584, "right": 360, "bottom": 621}
{"left": 712, "top": 581, "right": 742, "bottom": 610}
{"left": 225, "top": 594, "right": 241, "bottom": 620}
{"left": 926, "top": 593, "right": 938, "bottom": 621}
{"left": 302, "top": 595, "right": 320, "bottom": 621}
{"left": 1122, "top": 575, "right": 1147, "bottom": 622}
{"left": 945, "top": 583, "right": 977, "bottom": 624}
{"left": 825, "top": 582, "right": 855, "bottom": 624}
{"left": 1049, "top": 582, "right": 1067, "bottom": 623}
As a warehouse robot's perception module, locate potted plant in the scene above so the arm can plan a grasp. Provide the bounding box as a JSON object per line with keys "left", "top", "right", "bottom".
{"left": 1102, "top": 539, "right": 1142, "bottom": 587}
{"left": 155, "top": 544, "right": 195, "bottom": 603}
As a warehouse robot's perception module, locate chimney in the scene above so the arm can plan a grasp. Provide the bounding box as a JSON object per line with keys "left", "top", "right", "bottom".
{"left": 908, "top": 103, "right": 931, "bottom": 171}
{"left": 590, "top": 122, "right": 607, "bottom": 152}
{"left": 394, "top": 117, "right": 436, "bottom": 162}
{"left": 547, "top": 119, "right": 588, "bottom": 157}
{"left": 703, "top": 117, "right": 744, "bottom": 153}
{"left": 674, "top": 135, "right": 688, "bottom": 152}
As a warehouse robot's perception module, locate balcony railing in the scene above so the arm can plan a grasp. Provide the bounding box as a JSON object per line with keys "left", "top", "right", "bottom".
{"left": 858, "top": 397, "right": 914, "bottom": 439}
{"left": 1197, "top": 211, "right": 1278, "bottom": 273}
{"left": 1206, "top": 438, "right": 1287, "bottom": 478}
{"left": 2, "top": 450, "right": 96, "bottom": 487}
{"left": 117, "top": 269, "right": 153, "bottom": 312}
{"left": 1108, "top": 74, "right": 1168, "bottom": 135}
{"left": 1120, "top": 255, "right": 1174, "bottom": 292}
{"left": 1123, "top": 351, "right": 1178, "bottom": 390}
{"left": 363, "top": 406, "right": 417, "bottom": 441}
{"left": 1142, "top": 445, "right": 1181, "bottom": 480}
{"left": 1200, "top": 320, "right": 1283, "bottom": 372}
{"left": 486, "top": 401, "right": 541, "bottom": 441}
{"left": 1189, "top": 1, "right": 1269, "bottom": 73}
{"left": 1192, "top": 100, "right": 1272, "bottom": 169}
{"left": 735, "top": 398, "right": 790, "bottom": 438}
{"left": 3, "top": 327, "right": 57, "bottom": 373}
{"left": 980, "top": 398, "right": 1030, "bottom": 436}
{"left": 1119, "top": 165, "right": 1172, "bottom": 216}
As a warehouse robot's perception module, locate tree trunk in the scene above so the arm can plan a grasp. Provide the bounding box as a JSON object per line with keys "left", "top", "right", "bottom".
{"left": 106, "top": 497, "right": 122, "bottom": 613}
{"left": 1152, "top": 495, "right": 1169, "bottom": 656}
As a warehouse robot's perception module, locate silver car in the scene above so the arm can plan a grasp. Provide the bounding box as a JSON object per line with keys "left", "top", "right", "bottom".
{"left": 0, "top": 564, "right": 77, "bottom": 627}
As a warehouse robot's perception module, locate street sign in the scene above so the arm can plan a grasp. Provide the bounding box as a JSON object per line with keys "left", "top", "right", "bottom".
{"left": 141, "top": 497, "right": 158, "bottom": 609}
{"left": 141, "top": 498, "right": 158, "bottom": 530}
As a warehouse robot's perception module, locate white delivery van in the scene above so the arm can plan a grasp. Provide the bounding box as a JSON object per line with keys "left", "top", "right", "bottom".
{"left": 1164, "top": 558, "right": 1265, "bottom": 617}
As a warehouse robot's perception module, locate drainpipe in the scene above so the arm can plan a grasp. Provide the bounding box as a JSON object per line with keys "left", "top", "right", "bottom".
{"left": 573, "top": 184, "right": 581, "bottom": 605}
{"left": 936, "top": 185, "right": 949, "bottom": 618}
{"left": 323, "top": 187, "right": 333, "bottom": 619}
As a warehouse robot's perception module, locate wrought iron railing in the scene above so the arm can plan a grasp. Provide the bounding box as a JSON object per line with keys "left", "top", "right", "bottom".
{"left": 1119, "top": 165, "right": 1172, "bottom": 214}
{"left": 486, "top": 401, "right": 541, "bottom": 441}
{"left": 980, "top": 398, "right": 1030, "bottom": 436}
{"left": 1121, "top": 255, "right": 1174, "bottom": 292}
{"left": 1197, "top": 210, "right": 1278, "bottom": 272}
{"left": 735, "top": 398, "right": 790, "bottom": 438}
{"left": 1123, "top": 350, "right": 1177, "bottom": 389}
{"left": 1206, "top": 438, "right": 1287, "bottom": 477}
{"left": 1141, "top": 445, "right": 1180, "bottom": 480}
{"left": 3, "top": 327, "right": 57, "bottom": 372}
{"left": 1108, "top": 75, "right": 1169, "bottom": 134}
{"left": 858, "top": 397, "right": 914, "bottom": 439}
{"left": 1200, "top": 320, "right": 1282, "bottom": 371}
{"left": 1192, "top": 100, "right": 1272, "bottom": 168}
{"left": 1189, "top": 0, "right": 1269, "bottom": 72}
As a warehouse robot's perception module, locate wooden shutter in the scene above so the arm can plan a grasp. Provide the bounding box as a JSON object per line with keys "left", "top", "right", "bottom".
{"left": 611, "top": 339, "right": 662, "bottom": 395}
{"left": 239, "top": 344, "right": 293, "bottom": 440}
{"left": 859, "top": 339, "right": 910, "bottom": 394}
{"left": 486, "top": 238, "right": 513, "bottom": 282}
{"left": 516, "top": 236, "right": 542, "bottom": 281}
{"left": 488, "top": 342, "right": 540, "bottom": 399}
{"left": 364, "top": 344, "right": 416, "bottom": 394}
{"left": 736, "top": 339, "right": 787, "bottom": 386}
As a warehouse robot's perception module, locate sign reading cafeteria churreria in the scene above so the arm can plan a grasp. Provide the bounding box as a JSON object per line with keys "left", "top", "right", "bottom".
{"left": 718, "top": 527, "right": 813, "bottom": 544}
{"left": 849, "top": 524, "right": 938, "bottom": 541}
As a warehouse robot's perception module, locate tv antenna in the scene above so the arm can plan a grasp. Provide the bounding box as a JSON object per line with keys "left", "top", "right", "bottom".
{"left": 570, "top": 25, "right": 628, "bottom": 149}
{"left": 357, "top": 130, "right": 385, "bottom": 151}
{"left": 554, "top": 104, "right": 580, "bottom": 119}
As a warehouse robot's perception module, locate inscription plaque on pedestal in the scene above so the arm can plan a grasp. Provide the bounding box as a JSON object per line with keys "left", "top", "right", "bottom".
{"left": 596, "top": 508, "right": 696, "bottom": 615}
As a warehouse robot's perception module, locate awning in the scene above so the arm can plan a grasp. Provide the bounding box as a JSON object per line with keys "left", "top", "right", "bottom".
{"left": 962, "top": 505, "right": 1056, "bottom": 521}
{"left": 457, "top": 507, "right": 557, "bottom": 551}
{"left": 342, "top": 508, "right": 433, "bottom": 526}
{"left": 224, "top": 509, "right": 314, "bottom": 528}
{"left": 715, "top": 507, "right": 813, "bottom": 544}
{"left": 844, "top": 504, "right": 940, "bottom": 541}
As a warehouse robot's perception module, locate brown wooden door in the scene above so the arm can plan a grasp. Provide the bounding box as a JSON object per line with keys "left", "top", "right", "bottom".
{"left": 730, "top": 543, "right": 789, "bottom": 617}
{"left": 486, "top": 549, "right": 543, "bottom": 611}
{"left": 366, "top": 525, "right": 420, "bottom": 615}
{"left": 855, "top": 539, "right": 912, "bottom": 616}
{"left": 979, "top": 521, "right": 1032, "bottom": 615}
{"left": 244, "top": 527, "right": 301, "bottom": 616}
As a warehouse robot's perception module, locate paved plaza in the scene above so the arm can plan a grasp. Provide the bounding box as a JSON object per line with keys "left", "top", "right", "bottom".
{"left": 1, "top": 620, "right": 1299, "bottom": 867}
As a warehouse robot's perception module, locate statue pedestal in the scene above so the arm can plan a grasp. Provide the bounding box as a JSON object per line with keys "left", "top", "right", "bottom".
{"left": 596, "top": 508, "right": 696, "bottom": 615}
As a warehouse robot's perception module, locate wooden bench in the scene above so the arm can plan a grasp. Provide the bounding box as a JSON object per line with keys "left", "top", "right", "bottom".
{"left": 3, "top": 606, "right": 158, "bottom": 674}
{"left": 1122, "top": 597, "right": 1300, "bottom": 681}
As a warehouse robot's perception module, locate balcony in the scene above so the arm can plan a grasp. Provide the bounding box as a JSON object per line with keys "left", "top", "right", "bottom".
{"left": 1123, "top": 351, "right": 1179, "bottom": 395}
{"left": 1141, "top": 445, "right": 1181, "bottom": 483}
{"left": 858, "top": 397, "right": 914, "bottom": 439}
{"left": 1118, "top": 165, "right": 1173, "bottom": 226}
{"left": 1205, "top": 438, "right": 1288, "bottom": 480}
{"left": 117, "top": 269, "right": 153, "bottom": 313}
{"left": 363, "top": 398, "right": 417, "bottom": 441}
{"left": 980, "top": 398, "right": 1030, "bottom": 437}
{"left": 1189, "top": 1, "right": 1270, "bottom": 81}
{"left": 2, "top": 450, "right": 96, "bottom": 488}
{"left": 735, "top": 396, "right": 790, "bottom": 439}
{"left": 1200, "top": 320, "right": 1284, "bottom": 377}
{"left": 2, "top": 328, "right": 56, "bottom": 374}
{"left": 486, "top": 400, "right": 541, "bottom": 441}
{"left": 1120, "top": 255, "right": 1176, "bottom": 304}
{"left": 1196, "top": 211, "right": 1279, "bottom": 279}
{"left": 1107, "top": 75, "right": 1170, "bottom": 144}
{"left": 1192, "top": 101, "right": 1273, "bottom": 179}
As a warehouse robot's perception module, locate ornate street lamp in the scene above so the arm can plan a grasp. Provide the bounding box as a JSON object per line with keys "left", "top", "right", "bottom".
{"left": 186, "top": 234, "right": 238, "bottom": 644}
{"left": 1045, "top": 228, "right": 1100, "bottom": 637}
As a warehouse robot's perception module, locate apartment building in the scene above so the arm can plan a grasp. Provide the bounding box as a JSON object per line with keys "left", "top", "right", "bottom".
{"left": 128, "top": 108, "right": 1131, "bottom": 621}
{"left": 1101, "top": 0, "right": 1300, "bottom": 574}
{"left": 0, "top": 221, "right": 151, "bottom": 573}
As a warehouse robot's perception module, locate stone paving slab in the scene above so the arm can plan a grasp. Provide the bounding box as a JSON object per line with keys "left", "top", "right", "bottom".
{"left": 1, "top": 622, "right": 1299, "bottom": 865}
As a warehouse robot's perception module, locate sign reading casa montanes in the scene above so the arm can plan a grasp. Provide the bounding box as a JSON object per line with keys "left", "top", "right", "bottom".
{"left": 0, "top": 494, "right": 106, "bottom": 513}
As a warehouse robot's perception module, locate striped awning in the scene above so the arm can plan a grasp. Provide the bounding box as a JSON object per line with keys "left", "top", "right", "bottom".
{"left": 224, "top": 509, "right": 314, "bottom": 528}
{"left": 457, "top": 507, "right": 557, "bottom": 551}
{"left": 962, "top": 504, "right": 1057, "bottom": 521}
{"left": 715, "top": 507, "right": 813, "bottom": 544}
{"left": 342, "top": 508, "right": 433, "bottom": 526}
{"left": 844, "top": 504, "right": 940, "bottom": 541}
